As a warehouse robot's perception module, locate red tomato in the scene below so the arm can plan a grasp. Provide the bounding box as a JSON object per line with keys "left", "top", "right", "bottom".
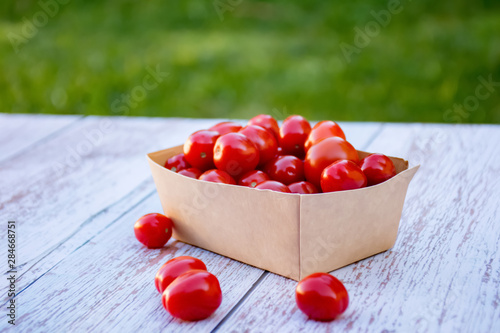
{"left": 162, "top": 270, "right": 222, "bottom": 321}
{"left": 263, "top": 155, "right": 305, "bottom": 185}
{"left": 304, "top": 137, "right": 359, "bottom": 188}
{"left": 296, "top": 272, "right": 349, "bottom": 321}
{"left": 183, "top": 130, "right": 219, "bottom": 171}
{"left": 238, "top": 170, "right": 270, "bottom": 188}
{"left": 305, "top": 121, "right": 346, "bottom": 152}
{"left": 199, "top": 169, "right": 236, "bottom": 185}
{"left": 321, "top": 160, "right": 367, "bottom": 192}
{"left": 239, "top": 125, "right": 278, "bottom": 166}
{"left": 279, "top": 115, "right": 311, "bottom": 158}
{"left": 155, "top": 256, "right": 207, "bottom": 293}
{"left": 255, "top": 180, "right": 291, "bottom": 193}
{"left": 288, "top": 181, "right": 319, "bottom": 194}
{"left": 213, "top": 133, "right": 259, "bottom": 178}
{"left": 134, "top": 213, "right": 173, "bottom": 249}
{"left": 209, "top": 121, "right": 242, "bottom": 135}
{"left": 359, "top": 153, "right": 397, "bottom": 186}
{"left": 276, "top": 146, "right": 284, "bottom": 156}
{"left": 177, "top": 167, "right": 202, "bottom": 179}
{"left": 164, "top": 153, "right": 190, "bottom": 172}
{"left": 248, "top": 114, "right": 280, "bottom": 139}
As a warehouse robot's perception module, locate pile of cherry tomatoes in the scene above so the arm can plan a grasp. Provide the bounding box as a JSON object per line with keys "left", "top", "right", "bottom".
{"left": 166, "top": 114, "right": 397, "bottom": 193}
{"left": 134, "top": 213, "right": 349, "bottom": 322}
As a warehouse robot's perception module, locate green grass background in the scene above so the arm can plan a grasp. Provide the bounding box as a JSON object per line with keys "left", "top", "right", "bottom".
{"left": 1, "top": 0, "right": 499, "bottom": 123}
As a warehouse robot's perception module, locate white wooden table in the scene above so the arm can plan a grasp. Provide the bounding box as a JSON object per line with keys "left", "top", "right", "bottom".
{"left": 1, "top": 114, "right": 499, "bottom": 332}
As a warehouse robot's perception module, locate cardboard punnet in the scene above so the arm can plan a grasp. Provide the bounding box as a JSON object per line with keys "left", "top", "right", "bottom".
{"left": 147, "top": 145, "right": 419, "bottom": 281}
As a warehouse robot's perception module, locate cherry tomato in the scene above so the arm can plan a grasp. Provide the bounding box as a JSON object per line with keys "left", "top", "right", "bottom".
{"left": 164, "top": 153, "right": 190, "bottom": 172}
{"left": 255, "top": 180, "right": 291, "bottom": 193}
{"left": 183, "top": 130, "right": 219, "bottom": 171}
{"left": 134, "top": 213, "right": 173, "bottom": 249}
{"left": 238, "top": 170, "right": 270, "bottom": 188}
{"left": 296, "top": 272, "right": 349, "bottom": 321}
{"left": 213, "top": 133, "right": 259, "bottom": 178}
{"left": 304, "top": 137, "right": 359, "bottom": 188}
{"left": 279, "top": 115, "right": 311, "bottom": 158}
{"left": 276, "top": 146, "right": 284, "bottom": 156}
{"left": 304, "top": 120, "right": 346, "bottom": 152}
{"left": 359, "top": 153, "right": 397, "bottom": 186}
{"left": 288, "top": 181, "right": 319, "bottom": 194}
{"left": 248, "top": 114, "right": 280, "bottom": 140}
{"left": 239, "top": 125, "right": 278, "bottom": 166}
{"left": 199, "top": 169, "right": 236, "bottom": 185}
{"left": 177, "top": 167, "right": 202, "bottom": 179}
{"left": 321, "top": 160, "right": 367, "bottom": 192}
{"left": 155, "top": 256, "right": 207, "bottom": 293}
{"left": 263, "top": 155, "right": 305, "bottom": 185}
{"left": 162, "top": 270, "right": 222, "bottom": 321}
{"left": 209, "top": 121, "right": 242, "bottom": 135}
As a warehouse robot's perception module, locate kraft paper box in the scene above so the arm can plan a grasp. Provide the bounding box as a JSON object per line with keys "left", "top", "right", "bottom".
{"left": 147, "top": 145, "right": 419, "bottom": 281}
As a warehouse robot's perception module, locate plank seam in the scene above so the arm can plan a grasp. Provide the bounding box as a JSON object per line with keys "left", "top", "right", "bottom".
{"left": 2, "top": 186, "right": 156, "bottom": 306}
{"left": 211, "top": 271, "right": 269, "bottom": 333}
{"left": 0, "top": 115, "right": 85, "bottom": 165}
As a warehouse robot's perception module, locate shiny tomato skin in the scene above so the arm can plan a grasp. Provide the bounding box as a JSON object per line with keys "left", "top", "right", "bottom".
{"left": 209, "top": 121, "right": 242, "bottom": 135}
{"left": 199, "top": 169, "right": 236, "bottom": 185}
{"left": 177, "top": 167, "right": 202, "bottom": 179}
{"left": 134, "top": 213, "right": 173, "bottom": 249}
{"left": 155, "top": 256, "right": 207, "bottom": 293}
{"left": 296, "top": 272, "right": 349, "bottom": 321}
{"left": 359, "top": 153, "right": 397, "bottom": 186}
{"left": 213, "top": 133, "right": 260, "bottom": 178}
{"left": 162, "top": 270, "right": 222, "bottom": 321}
{"left": 255, "top": 180, "right": 291, "bottom": 193}
{"left": 239, "top": 125, "right": 278, "bottom": 166}
{"left": 183, "top": 130, "right": 220, "bottom": 171}
{"left": 305, "top": 121, "right": 346, "bottom": 152}
{"left": 321, "top": 160, "right": 367, "bottom": 192}
{"left": 164, "top": 153, "right": 190, "bottom": 172}
{"left": 263, "top": 155, "right": 305, "bottom": 185}
{"left": 279, "top": 115, "right": 311, "bottom": 158}
{"left": 248, "top": 114, "right": 280, "bottom": 139}
{"left": 304, "top": 137, "right": 359, "bottom": 188}
{"left": 288, "top": 181, "right": 319, "bottom": 194}
{"left": 238, "top": 170, "right": 270, "bottom": 188}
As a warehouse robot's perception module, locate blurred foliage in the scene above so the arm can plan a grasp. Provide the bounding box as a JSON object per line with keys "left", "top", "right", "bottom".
{"left": 0, "top": 0, "right": 499, "bottom": 122}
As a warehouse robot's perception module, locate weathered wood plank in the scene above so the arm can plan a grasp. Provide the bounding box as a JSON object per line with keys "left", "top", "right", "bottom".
{"left": 0, "top": 119, "right": 380, "bottom": 331}
{"left": 0, "top": 117, "right": 224, "bottom": 295}
{"left": 215, "top": 124, "right": 500, "bottom": 332}
{"left": 0, "top": 113, "right": 81, "bottom": 164}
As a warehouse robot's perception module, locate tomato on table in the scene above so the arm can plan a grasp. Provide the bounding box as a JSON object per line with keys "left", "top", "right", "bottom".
{"left": 304, "top": 120, "right": 346, "bottom": 152}
{"left": 238, "top": 170, "right": 270, "bottom": 188}
{"left": 209, "top": 121, "right": 242, "bottom": 135}
{"left": 155, "top": 256, "right": 207, "bottom": 293}
{"left": 164, "top": 153, "right": 190, "bottom": 172}
{"left": 263, "top": 155, "right": 305, "bottom": 185}
{"left": 288, "top": 181, "right": 319, "bottom": 194}
{"left": 213, "top": 133, "right": 260, "bottom": 178}
{"left": 304, "top": 137, "right": 359, "bottom": 188}
{"left": 183, "top": 130, "right": 219, "bottom": 171}
{"left": 279, "top": 115, "right": 311, "bottom": 158}
{"left": 248, "top": 114, "right": 280, "bottom": 140}
{"left": 359, "top": 153, "right": 397, "bottom": 186}
{"left": 134, "top": 213, "right": 173, "bottom": 249}
{"left": 239, "top": 125, "right": 278, "bottom": 166}
{"left": 199, "top": 169, "right": 236, "bottom": 185}
{"left": 177, "top": 167, "right": 202, "bottom": 179}
{"left": 255, "top": 180, "right": 291, "bottom": 193}
{"left": 296, "top": 272, "right": 349, "bottom": 321}
{"left": 162, "top": 270, "right": 223, "bottom": 321}
{"left": 320, "top": 160, "right": 367, "bottom": 192}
